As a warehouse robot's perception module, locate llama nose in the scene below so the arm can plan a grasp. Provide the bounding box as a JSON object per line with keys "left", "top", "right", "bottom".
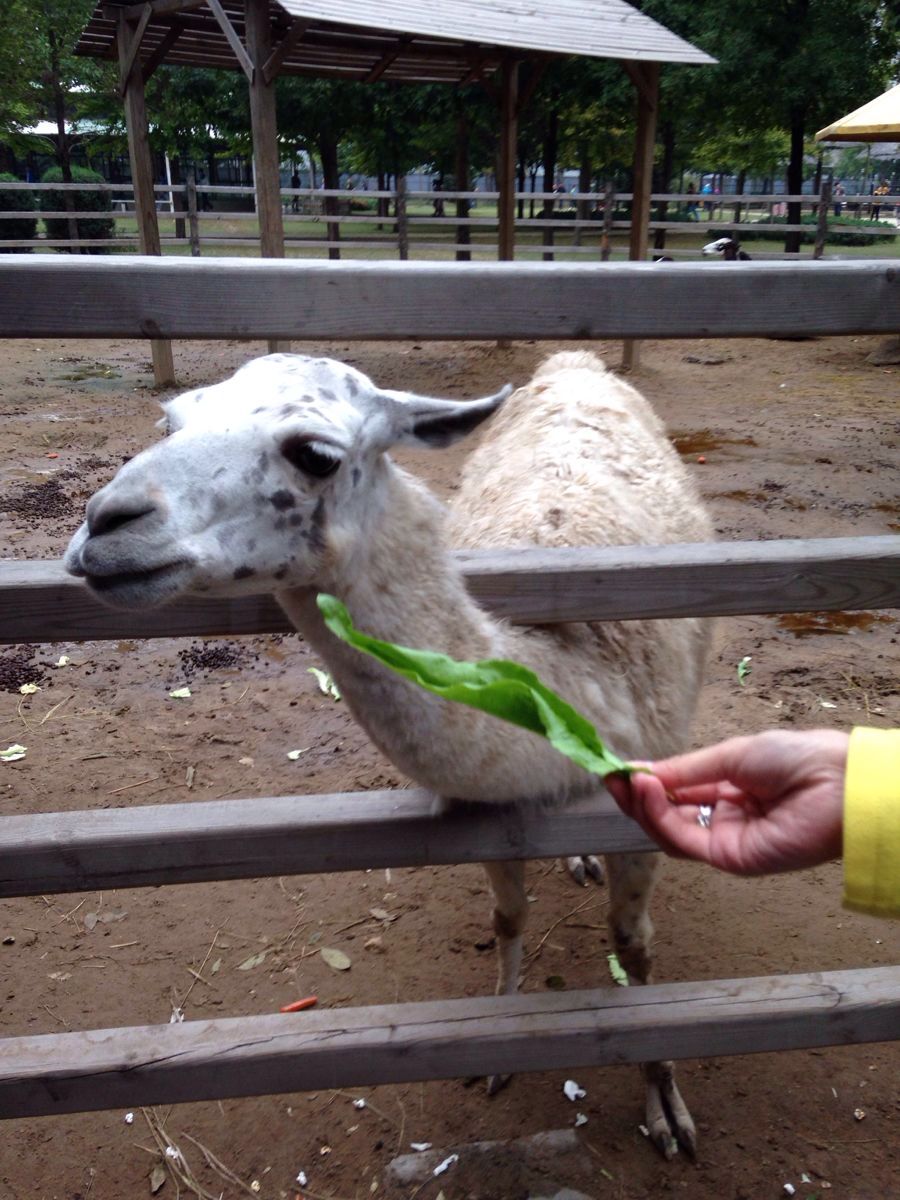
{"left": 87, "top": 492, "right": 157, "bottom": 538}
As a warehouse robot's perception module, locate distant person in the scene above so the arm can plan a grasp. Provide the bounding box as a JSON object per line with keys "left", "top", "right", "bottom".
{"left": 432, "top": 179, "right": 444, "bottom": 217}
{"left": 833, "top": 180, "right": 846, "bottom": 217}
{"left": 197, "top": 169, "right": 211, "bottom": 211}
{"left": 701, "top": 181, "right": 714, "bottom": 218}
{"left": 872, "top": 181, "right": 889, "bottom": 220}
{"left": 290, "top": 171, "right": 300, "bottom": 213}
{"left": 685, "top": 182, "right": 699, "bottom": 220}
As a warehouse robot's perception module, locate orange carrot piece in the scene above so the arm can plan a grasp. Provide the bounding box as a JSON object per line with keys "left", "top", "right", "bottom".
{"left": 279, "top": 995, "right": 318, "bottom": 1013}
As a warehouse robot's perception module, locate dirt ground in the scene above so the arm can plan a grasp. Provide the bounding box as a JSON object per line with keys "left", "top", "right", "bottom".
{"left": 0, "top": 331, "right": 898, "bottom": 1200}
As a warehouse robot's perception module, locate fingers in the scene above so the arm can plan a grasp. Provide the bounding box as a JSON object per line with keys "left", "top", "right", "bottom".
{"left": 619, "top": 773, "right": 716, "bottom": 865}
{"left": 651, "top": 737, "right": 752, "bottom": 794}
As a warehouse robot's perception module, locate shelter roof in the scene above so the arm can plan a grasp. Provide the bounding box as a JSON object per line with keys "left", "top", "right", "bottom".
{"left": 77, "top": 0, "right": 714, "bottom": 82}
{"left": 815, "top": 81, "right": 900, "bottom": 143}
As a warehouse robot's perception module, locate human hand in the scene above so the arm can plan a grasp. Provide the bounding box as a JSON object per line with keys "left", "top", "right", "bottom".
{"left": 607, "top": 729, "right": 848, "bottom": 875}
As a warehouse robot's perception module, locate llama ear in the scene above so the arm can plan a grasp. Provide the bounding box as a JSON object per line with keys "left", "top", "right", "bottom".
{"left": 379, "top": 384, "right": 512, "bottom": 449}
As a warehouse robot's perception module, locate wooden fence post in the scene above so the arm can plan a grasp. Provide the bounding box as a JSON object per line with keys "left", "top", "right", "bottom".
{"left": 814, "top": 179, "right": 832, "bottom": 260}
{"left": 396, "top": 176, "right": 409, "bottom": 261}
{"left": 186, "top": 173, "right": 201, "bottom": 257}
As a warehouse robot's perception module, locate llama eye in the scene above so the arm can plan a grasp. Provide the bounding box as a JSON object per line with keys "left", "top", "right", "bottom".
{"left": 281, "top": 436, "right": 341, "bottom": 478}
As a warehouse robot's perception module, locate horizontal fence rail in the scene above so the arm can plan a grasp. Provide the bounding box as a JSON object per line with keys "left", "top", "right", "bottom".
{"left": 1, "top": 181, "right": 897, "bottom": 261}
{"left": 4, "top": 967, "right": 898, "bottom": 1119}
{"left": 1, "top": 257, "right": 899, "bottom": 342}
{"left": 2, "top": 538, "right": 898, "bottom": 645}
{"left": 0, "top": 790, "right": 652, "bottom": 899}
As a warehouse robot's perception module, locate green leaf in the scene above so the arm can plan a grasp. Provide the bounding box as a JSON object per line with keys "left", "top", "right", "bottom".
{"left": 316, "top": 594, "right": 634, "bottom": 779}
{"left": 307, "top": 667, "right": 341, "bottom": 701}
{"left": 736, "top": 655, "right": 752, "bottom": 686}
{"left": 606, "top": 952, "right": 629, "bottom": 987}
{"left": 0, "top": 744, "right": 26, "bottom": 762}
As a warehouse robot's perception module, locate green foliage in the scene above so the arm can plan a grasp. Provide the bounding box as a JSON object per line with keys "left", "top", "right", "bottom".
{"left": 39, "top": 165, "right": 115, "bottom": 252}
{"left": 0, "top": 173, "right": 37, "bottom": 251}
{"left": 738, "top": 212, "right": 895, "bottom": 247}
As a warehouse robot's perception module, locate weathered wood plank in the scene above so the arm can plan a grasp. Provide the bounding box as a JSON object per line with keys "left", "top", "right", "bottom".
{"left": 0, "top": 788, "right": 653, "bottom": 899}
{"left": 3, "top": 967, "right": 898, "bottom": 1118}
{"left": 1, "top": 537, "right": 897, "bottom": 645}
{"left": 1, "top": 256, "right": 897, "bottom": 340}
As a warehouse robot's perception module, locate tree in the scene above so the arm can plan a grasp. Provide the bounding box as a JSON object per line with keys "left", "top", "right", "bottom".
{"left": 643, "top": 0, "right": 897, "bottom": 251}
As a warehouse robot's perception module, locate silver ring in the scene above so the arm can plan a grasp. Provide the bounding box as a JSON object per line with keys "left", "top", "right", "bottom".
{"left": 697, "top": 805, "right": 713, "bottom": 829}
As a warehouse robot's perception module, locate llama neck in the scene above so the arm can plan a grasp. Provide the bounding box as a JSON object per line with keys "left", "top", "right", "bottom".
{"left": 280, "top": 460, "right": 495, "bottom": 657}
{"left": 276, "top": 462, "right": 602, "bottom": 802}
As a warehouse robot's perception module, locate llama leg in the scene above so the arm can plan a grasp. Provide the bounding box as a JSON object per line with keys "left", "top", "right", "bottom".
{"left": 605, "top": 852, "right": 697, "bottom": 1159}
{"left": 482, "top": 859, "right": 528, "bottom": 1095}
{"left": 565, "top": 854, "right": 605, "bottom": 886}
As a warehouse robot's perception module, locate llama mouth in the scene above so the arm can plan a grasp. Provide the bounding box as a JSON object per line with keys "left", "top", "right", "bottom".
{"left": 83, "top": 560, "right": 192, "bottom": 608}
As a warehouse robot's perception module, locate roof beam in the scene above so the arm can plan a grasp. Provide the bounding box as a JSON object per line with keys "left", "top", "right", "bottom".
{"left": 117, "top": 3, "right": 153, "bottom": 95}
{"left": 206, "top": 0, "right": 254, "bottom": 81}
{"left": 140, "top": 17, "right": 184, "bottom": 81}
{"left": 262, "top": 17, "right": 312, "bottom": 84}
{"left": 364, "top": 34, "right": 412, "bottom": 83}
{"left": 114, "top": 0, "right": 206, "bottom": 18}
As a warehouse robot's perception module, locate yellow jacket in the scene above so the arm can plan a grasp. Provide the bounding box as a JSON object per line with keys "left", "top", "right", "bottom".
{"left": 843, "top": 727, "right": 900, "bottom": 917}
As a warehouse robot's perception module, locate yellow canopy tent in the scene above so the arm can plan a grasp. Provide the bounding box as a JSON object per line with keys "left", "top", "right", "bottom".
{"left": 815, "top": 81, "right": 900, "bottom": 142}
{"left": 816, "top": 82, "right": 900, "bottom": 363}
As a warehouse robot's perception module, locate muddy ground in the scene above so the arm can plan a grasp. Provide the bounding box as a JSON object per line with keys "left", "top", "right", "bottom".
{"left": 0, "top": 332, "right": 898, "bottom": 1200}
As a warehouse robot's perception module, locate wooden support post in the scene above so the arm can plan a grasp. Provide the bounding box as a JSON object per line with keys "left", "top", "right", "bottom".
{"left": 245, "top": 0, "right": 288, "bottom": 353}
{"left": 116, "top": 13, "right": 175, "bottom": 386}
{"left": 622, "top": 61, "right": 659, "bottom": 373}
{"left": 396, "top": 176, "right": 409, "bottom": 260}
{"left": 497, "top": 57, "right": 518, "bottom": 262}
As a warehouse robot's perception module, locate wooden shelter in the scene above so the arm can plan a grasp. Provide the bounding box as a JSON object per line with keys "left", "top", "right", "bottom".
{"left": 75, "top": 1, "right": 713, "bottom": 381}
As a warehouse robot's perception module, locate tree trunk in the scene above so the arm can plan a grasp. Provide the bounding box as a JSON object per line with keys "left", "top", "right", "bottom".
{"left": 574, "top": 147, "right": 591, "bottom": 247}
{"left": 318, "top": 135, "right": 341, "bottom": 260}
{"left": 47, "top": 26, "right": 80, "bottom": 251}
{"left": 170, "top": 153, "right": 187, "bottom": 240}
{"left": 653, "top": 120, "right": 675, "bottom": 252}
{"left": 376, "top": 170, "right": 386, "bottom": 228}
{"left": 734, "top": 168, "right": 747, "bottom": 224}
{"left": 784, "top": 113, "right": 805, "bottom": 255}
{"left": 455, "top": 105, "right": 471, "bottom": 262}
{"left": 541, "top": 107, "right": 558, "bottom": 262}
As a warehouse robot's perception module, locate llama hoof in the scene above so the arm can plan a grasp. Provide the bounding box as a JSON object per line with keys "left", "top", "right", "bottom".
{"left": 565, "top": 855, "right": 604, "bottom": 886}
{"left": 646, "top": 1068, "right": 697, "bottom": 1160}
{"left": 486, "top": 1072, "right": 512, "bottom": 1096}
{"left": 583, "top": 855, "right": 605, "bottom": 884}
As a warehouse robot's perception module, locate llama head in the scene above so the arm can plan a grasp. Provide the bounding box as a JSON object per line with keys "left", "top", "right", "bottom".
{"left": 64, "top": 353, "right": 510, "bottom": 609}
{"left": 702, "top": 237, "right": 737, "bottom": 258}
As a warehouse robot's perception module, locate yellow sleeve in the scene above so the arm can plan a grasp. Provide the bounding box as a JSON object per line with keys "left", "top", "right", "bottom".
{"left": 843, "top": 727, "right": 900, "bottom": 917}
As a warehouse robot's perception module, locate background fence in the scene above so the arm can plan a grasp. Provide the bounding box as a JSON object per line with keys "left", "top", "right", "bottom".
{"left": 0, "top": 254, "right": 898, "bottom": 1121}
{"left": 1, "top": 179, "right": 898, "bottom": 259}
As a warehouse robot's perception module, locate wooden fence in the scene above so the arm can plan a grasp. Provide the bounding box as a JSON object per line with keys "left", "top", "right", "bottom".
{"left": 0, "top": 254, "right": 898, "bottom": 1121}
{"left": 1, "top": 179, "right": 898, "bottom": 259}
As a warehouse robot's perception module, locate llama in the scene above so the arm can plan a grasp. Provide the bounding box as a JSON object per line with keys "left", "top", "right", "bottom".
{"left": 702, "top": 236, "right": 752, "bottom": 260}
{"left": 64, "top": 349, "right": 713, "bottom": 1157}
